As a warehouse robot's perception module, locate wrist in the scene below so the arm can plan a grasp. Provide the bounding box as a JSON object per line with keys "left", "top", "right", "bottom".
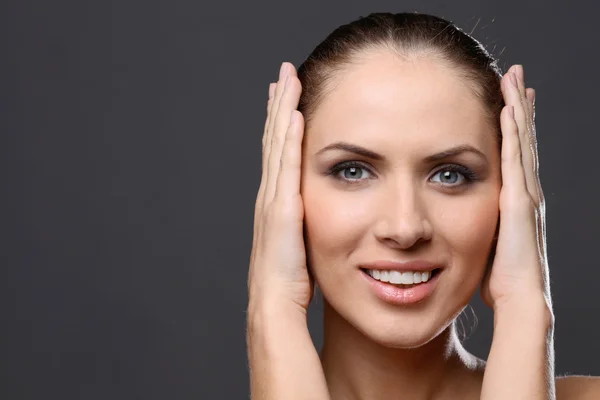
{"left": 248, "top": 279, "right": 312, "bottom": 318}
{"left": 483, "top": 294, "right": 555, "bottom": 400}
{"left": 246, "top": 292, "right": 329, "bottom": 400}
{"left": 247, "top": 295, "right": 308, "bottom": 335}
{"left": 493, "top": 294, "right": 554, "bottom": 330}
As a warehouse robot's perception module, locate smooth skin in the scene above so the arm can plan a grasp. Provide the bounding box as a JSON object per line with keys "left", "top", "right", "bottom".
{"left": 247, "top": 61, "right": 600, "bottom": 399}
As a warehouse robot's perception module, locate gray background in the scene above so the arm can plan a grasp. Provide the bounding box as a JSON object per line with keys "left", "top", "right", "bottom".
{"left": 3, "top": 0, "right": 599, "bottom": 398}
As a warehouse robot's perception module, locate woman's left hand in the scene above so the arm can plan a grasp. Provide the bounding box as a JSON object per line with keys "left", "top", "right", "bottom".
{"left": 480, "top": 64, "right": 553, "bottom": 316}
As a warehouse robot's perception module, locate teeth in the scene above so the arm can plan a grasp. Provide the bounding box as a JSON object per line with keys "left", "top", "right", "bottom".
{"left": 413, "top": 272, "right": 422, "bottom": 284}
{"left": 401, "top": 272, "right": 413, "bottom": 284}
{"left": 389, "top": 271, "right": 402, "bottom": 284}
{"left": 380, "top": 270, "right": 389, "bottom": 282}
{"left": 368, "top": 269, "right": 434, "bottom": 285}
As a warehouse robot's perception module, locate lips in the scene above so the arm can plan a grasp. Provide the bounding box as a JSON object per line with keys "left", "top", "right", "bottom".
{"left": 359, "top": 260, "right": 444, "bottom": 305}
{"left": 360, "top": 260, "right": 444, "bottom": 306}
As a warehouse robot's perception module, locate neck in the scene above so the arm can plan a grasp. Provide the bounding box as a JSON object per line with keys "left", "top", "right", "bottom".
{"left": 319, "top": 301, "right": 485, "bottom": 400}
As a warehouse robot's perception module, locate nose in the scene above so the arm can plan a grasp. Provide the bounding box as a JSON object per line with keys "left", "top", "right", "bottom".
{"left": 372, "top": 181, "right": 433, "bottom": 249}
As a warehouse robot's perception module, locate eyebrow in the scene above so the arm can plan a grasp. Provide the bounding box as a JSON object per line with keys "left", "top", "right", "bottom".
{"left": 315, "top": 141, "right": 487, "bottom": 163}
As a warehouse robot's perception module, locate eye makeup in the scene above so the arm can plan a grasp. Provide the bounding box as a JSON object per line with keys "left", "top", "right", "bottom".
{"left": 325, "top": 160, "right": 481, "bottom": 188}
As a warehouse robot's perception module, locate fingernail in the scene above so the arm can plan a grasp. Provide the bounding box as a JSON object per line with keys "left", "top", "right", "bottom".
{"left": 284, "top": 75, "right": 290, "bottom": 90}
{"left": 268, "top": 82, "right": 276, "bottom": 99}
{"left": 510, "top": 72, "right": 517, "bottom": 87}
{"left": 531, "top": 89, "right": 536, "bottom": 105}
{"left": 517, "top": 65, "right": 524, "bottom": 82}
{"left": 279, "top": 62, "right": 288, "bottom": 80}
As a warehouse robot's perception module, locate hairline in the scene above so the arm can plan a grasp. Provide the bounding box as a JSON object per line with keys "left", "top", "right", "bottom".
{"left": 303, "top": 45, "right": 499, "bottom": 137}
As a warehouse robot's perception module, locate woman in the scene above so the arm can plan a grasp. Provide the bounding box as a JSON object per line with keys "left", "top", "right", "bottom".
{"left": 247, "top": 12, "right": 599, "bottom": 399}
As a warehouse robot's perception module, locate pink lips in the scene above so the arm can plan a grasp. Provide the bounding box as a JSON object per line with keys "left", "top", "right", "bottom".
{"left": 360, "top": 260, "right": 444, "bottom": 305}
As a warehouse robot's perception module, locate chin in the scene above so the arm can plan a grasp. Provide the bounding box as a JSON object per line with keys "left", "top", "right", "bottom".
{"left": 347, "top": 304, "right": 457, "bottom": 349}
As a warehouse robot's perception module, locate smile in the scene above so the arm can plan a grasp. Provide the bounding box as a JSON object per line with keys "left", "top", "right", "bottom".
{"left": 360, "top": 268, "right": 443, "bottom": 305}
{"left": 364, "top": 268, "right": 439, "bottom": 286}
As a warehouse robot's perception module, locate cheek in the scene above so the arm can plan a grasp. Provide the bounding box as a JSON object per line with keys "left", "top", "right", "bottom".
{"left": 436, "top": 192, "right": 499, "bottom": 265}
{"left": 302, "top": 181, "right": 369, "bottom": 255}
{"left": 302, "top": 183, "right": 357, "bottom": 250}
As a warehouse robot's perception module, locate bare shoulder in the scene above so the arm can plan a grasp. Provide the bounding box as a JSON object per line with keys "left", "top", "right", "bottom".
{"left": 556, "top": 375, "right": 600, "bottom": 400}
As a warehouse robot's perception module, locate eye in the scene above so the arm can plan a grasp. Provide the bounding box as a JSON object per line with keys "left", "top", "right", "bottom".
{"left": 328, "top": 161, "right": 374, "bottom": 184}
{"left": 430, "top": 165, "right": 476, "bottom": 186}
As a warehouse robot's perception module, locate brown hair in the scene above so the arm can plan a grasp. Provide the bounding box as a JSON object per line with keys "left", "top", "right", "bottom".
{"left": 297, "top": 12, "right": 505, "bottom": 141}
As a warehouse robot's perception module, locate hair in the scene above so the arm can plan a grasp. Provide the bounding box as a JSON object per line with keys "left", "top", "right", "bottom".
{"left": 300, "top": 12, "right": 503, "bottom": 342}
{"left": 297, "top": 12, "right": 505, "bottom": 142}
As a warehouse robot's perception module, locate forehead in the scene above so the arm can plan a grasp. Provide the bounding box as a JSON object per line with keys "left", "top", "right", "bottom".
{"left": 305, "top": 51, "right": 494, "bottom": 156}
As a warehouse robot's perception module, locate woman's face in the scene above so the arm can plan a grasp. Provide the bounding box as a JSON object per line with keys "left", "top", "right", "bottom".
{"left": 300, "top": 51, "right": 502, "bottom": 348}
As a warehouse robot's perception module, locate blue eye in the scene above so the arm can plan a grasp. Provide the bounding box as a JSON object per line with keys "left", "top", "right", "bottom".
{"left": 340, "top": 166, "right": 371, "bottom": 180}
{"left": 430, "top": 165, "right": 476, "bottom": 186}
{"left": 329, "top": 161, "right": 373, "bottom": 184}
{"left": 328, "top": 162, "right": 477, "bottom": 187}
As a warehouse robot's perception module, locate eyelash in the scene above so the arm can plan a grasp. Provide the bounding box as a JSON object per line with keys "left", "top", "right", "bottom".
{"left": 327, "top": 161, "right": 478, "bottom": 186}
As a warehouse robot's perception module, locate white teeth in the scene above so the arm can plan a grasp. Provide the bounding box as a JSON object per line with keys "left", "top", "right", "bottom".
{"left": 380, "top": 270, "right": 390, "bottom": 282}
{"left": 413, "top": 272, "right": 422, "bottom": 284}
{"left": 400, "top": 272, "right": 413, "bottom": 284}
{"left": 388, "top": 272, "right": 401, "bottom": 284}
{"left": 367, "top": 269, "right": 435, "bottom": 285}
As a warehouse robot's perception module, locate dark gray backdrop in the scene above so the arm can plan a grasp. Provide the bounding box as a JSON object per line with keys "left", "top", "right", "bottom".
{"left": 3, "top": 0, "right": 599, "bottom": 398}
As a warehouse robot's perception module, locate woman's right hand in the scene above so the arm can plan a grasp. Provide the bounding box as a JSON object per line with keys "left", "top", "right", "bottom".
{"left": 248, "top": 62, "right": 313, "bottom": 315}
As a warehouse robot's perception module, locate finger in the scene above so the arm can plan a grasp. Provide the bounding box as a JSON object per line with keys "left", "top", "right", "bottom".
{"left": 526, "top": 88, "right": 540, "bottom": 167}
{"left": 256, "top": 83, "right": 276, "bottom": 215}
{"left": 256, "top": 82, "right": 276, "bottom": 212}
{"left": 526, "top": 88, "right": 547, "bottom": 264}
{"left": 263, "top": 64, "right": 290, "bottom": 172}
{"left": 513, "top": 66, "right": 536, "bottom": 189}
{"left": 257, "top": 84, "right": 276, "bottom": 200}
{"left": 263, "top": 65, "right": 291, "bottom": 178}
{"left": 262, "top": 63, "right": 293, "bottom": 211}
{"left": 514, "top": 66, "right": 531, "bottom": 129}
{"left": 502, "top": 68, "right": 539, "bottom": 205}
{"left": 499, "top": 104, "right": 528, "bottom": 197}
{"left": 514, "top": 66, "right": 529, "bottom": 115}
{"left": 259, "top": 80, "right": 283, "bottom": 213}
{"left": 515, "top": 67, "right": 543, "bottom": 209}
{"left": 252, "top": 83, "right": 276, "bottom": 266}
{"left": 500, "top": 104, "right": 542, "bottom": 271}
{"left": 264, "top": 71, "right": 301, "bottom": 207}
{"left": 524, "top": 87, "right": 541, "bottom": 185}
{"left": 274, "top": 110, "right": 304, "bottom": 200}
{"left": 254, "top": 64, "right": 293, "bottom": 270}
{"left": 262, "top": 83, "right": 277, "bottom": 150}
{"left": 524, "top": 87, "right": 546, "bottom": 261}
{"left": 526, "top": 88, "right": 535, "bottom": 126}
